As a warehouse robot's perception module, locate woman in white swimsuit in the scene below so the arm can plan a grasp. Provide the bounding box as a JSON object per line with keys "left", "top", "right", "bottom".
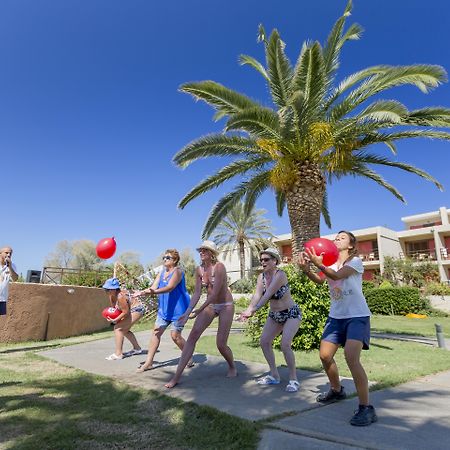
{"left": 165, "top": 240, "right": 237, "bottom": 388}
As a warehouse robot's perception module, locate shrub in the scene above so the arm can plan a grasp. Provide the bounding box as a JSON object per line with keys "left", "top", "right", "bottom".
{"left": 378, "top": 280, "right": 393, "bottom": 289}
{"left": 245, "top": 265, "right": 330, "bottom": 351}
{"left": 234, "top": 296, "right": 251, "bottom": 308}
{"left": 62, "top": 270, "right": 113, "bottom": 287}
{"left": 425, "top": 282, "right": 450, "bottom": 296}
{"left": 364, "top": 287, "right": 430, "bottom": 315}
{"left": 230, "top": 277, "right": 257, "bottom": 294}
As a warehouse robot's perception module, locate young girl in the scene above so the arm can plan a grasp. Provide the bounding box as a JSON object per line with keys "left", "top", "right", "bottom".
{"left": 103, "top": 277, "right": 142, "bottom": 360}
{"left": 298, "top": 231, "right": 377, "bottom": 426}
{"left": 241, "top": 248, "right": 301, "bottom": 392}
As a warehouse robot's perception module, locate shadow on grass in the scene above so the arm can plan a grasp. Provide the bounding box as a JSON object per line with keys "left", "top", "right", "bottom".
{"left": 0, "top": 371, "right": 259, "bottom": 450}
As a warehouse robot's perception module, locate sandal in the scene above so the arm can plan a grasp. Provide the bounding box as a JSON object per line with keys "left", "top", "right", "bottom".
{"left": 257, "top": 375, "right": 280, "bottom": 385}
{"left": 105, "top": 353, "right": 123, "bottom": 360}
{"left": 286, "top": 380, "right": 300, "bottom": 392}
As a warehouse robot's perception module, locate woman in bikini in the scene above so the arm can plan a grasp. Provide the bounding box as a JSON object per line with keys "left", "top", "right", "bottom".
{"left": 133, "top": 248, "right": 193, "bottom": 372}
{"left": 164, "top": 240, "right": 237, "bottom": 388}
{"left": 103, "top": 277, "right": 143, "bottom": 360}
{"left": 241, "top": 248, "right": 302, "bottom": 392}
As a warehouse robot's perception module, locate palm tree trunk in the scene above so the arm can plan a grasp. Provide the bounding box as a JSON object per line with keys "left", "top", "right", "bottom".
{"left": 239, "top": 240, "right": 246, "bottom": 279}
{"left": 285, "top": 163, "right": 325, "bottom": 261}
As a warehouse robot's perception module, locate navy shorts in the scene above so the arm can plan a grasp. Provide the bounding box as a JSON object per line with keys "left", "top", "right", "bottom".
{"left": 0, "top": 302, "right": 6, "bottom": 315}
{"left": 322, "top": 316, "right": 370, "bottom": 350}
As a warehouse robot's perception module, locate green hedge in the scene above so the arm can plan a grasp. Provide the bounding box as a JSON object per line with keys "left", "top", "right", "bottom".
{"left": 364, "top": 287, "right": 430, "bottom": 315}
{"left": 245, "top": 265, "right": 330, "bottom": 351}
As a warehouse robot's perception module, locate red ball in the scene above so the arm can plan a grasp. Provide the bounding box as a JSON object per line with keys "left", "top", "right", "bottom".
{"left": 102, "top": 307, "right": 121, "bottom": 320}
{"left": 96, "top": 237, "right": 116, "bottom": 259}
{"left": 304, "top": 238, "right": 339, "bottom": 266}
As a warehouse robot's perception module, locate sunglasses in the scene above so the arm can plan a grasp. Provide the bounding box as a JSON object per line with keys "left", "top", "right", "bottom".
{"left": 162, "top": 255, "right": 173, "bottom": 260}
{"left": 260, "top": 257, "right": 273, "bottom": 263}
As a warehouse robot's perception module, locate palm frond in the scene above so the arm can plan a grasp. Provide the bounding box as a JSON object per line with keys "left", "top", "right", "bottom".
{"left": 331, "top": 65, "right": 448, "bottom": 120}
{"left": 243, "top": 171, "right": 272, "bottom": 215}
{"left": 239, "top": 54, "right": 269, "bottom": 80}
{"left": 356, "top": 100, "right": 408, "bottom": 123}
{"left": 178, "top": 157, "right": 273, "bottom": 209}
{"left": 403, "top": 107, "right": 450, "bottom": 127}
{"left": 355, "top": 152, "right": 443, "bottom": 190}
{"left": 275, "top": 190, "right": 286, "bottom": 216}
{"left": 180, "top": 81, "right": 260, "bottom": 121}
{"left": 321, "top": 189, "right": 332, "bottom": 228}
{"left": 173, "top": 134, "right": 259, "bottom": 168}
{"left": 266, "top": 29, "right": 293, "bottom": 108}
{"left": 202, "top": 174, "right": 272, "bottom": 238}
{"left": 225, "top": 107, "right": 281, "bottom": 139}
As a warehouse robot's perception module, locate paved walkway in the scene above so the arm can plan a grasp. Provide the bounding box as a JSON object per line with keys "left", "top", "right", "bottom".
{"left": 40, "top": 331, "right": 450, "bottom": 450}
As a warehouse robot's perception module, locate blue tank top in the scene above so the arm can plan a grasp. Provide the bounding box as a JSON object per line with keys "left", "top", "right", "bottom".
{"left": 157, "top": 269, "right": 190, "bottom": 321}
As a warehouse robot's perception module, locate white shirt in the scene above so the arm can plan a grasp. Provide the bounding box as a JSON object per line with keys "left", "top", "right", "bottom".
{"left": 326, "top": 257, "right": 371, "bottom": 319}
{"left": 0, "top": 262, "right": 17, "bottom": 302}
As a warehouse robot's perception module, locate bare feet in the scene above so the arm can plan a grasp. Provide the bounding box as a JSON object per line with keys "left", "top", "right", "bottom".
{"left": 164, "top": 379, "right": 178, "bottom": 389}
{"left": 226, "top": 367, "right": 238, "bottom": 378}
{"left": 136, "top": 363, "right": 153, "bottom": 373}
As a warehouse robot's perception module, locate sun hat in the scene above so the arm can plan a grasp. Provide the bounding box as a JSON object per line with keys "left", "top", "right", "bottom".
{"left": 196, "top": 240, "right": 219, "bottom": 255}
{"left": 259, "top": 247, "right": 281, "bottom": 264}
{"left": 102, "top": 277, "right": 120, "bottom": 290}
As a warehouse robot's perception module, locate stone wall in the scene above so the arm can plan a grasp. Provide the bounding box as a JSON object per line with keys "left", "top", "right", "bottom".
{"left": 0, "top": 283, "right": 110, "bottom": 343}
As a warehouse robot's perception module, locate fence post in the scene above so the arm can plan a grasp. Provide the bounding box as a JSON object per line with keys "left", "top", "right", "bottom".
{"left": 435, "top": 324, "right": 447, "bottom": 349}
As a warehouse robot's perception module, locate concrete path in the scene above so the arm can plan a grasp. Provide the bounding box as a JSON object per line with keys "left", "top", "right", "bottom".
{"left": 40, "top": 331, "right": 450, "bottom": 450}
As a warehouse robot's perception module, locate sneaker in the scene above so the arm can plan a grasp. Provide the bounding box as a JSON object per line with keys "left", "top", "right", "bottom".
{"left": 350, "top": 405, "right": 377, "bottom": 427}
{"left": 316, "top": 386, "right": 346, "bottom": 403}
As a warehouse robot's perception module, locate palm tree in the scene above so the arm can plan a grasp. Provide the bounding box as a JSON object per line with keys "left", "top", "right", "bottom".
{"left": 210, "top": 202, "right": 274, "bottom": 279}
{"left": 173, "top": 0, "right": 450, "bottom": 260}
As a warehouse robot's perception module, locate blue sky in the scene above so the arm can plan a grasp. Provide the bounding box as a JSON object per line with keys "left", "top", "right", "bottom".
{"left": 1, "top": 0, "right": 449, "bottom": 273}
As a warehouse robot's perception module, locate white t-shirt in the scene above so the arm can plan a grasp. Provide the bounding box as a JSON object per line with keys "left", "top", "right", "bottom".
{"left": 326, "top": 257, "right": 371, "bottom": 319}
{"left": 0, "top": 262, "right": 17, "bottom": 302}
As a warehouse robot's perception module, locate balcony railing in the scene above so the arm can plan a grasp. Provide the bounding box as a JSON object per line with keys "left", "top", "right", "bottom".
{"left": 358, "top": 250, "right": 379, "bottom": 261}
{"left": 399, "top": 249, "right": 437, "bottom": 261}
{"left": 440, "top": 247, "right": 449, "bottom": 260}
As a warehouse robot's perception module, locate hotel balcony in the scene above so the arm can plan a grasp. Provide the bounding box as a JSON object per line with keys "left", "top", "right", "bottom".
{"left": 399, "top": 249, "right": 437, "bottom": 261}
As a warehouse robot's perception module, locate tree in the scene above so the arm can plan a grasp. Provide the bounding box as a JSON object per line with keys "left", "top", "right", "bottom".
{"left": 173, "top": 0, "right": 450, "bottom": 260}
{"left": 45, "top": 239, "right": 104, "bottom": 270}
{"left": 44, "top": 240, "right": 74, "bottom": 267}
{"left": 209, "top": 202, "right": 274, "bottom": 279}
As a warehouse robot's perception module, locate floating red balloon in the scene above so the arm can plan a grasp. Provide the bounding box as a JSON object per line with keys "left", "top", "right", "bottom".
{"left": 96, "top": 237, "right": 116, "bottom": 259}
{"left": 102, "top": 307, "right": 121, "bottom": 320}
{"left": 304, "top": 238, "right": 339, "bottom": 267}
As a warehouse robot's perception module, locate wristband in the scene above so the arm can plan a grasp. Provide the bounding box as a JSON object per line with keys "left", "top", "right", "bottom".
{"left": 318, "top": 265, "right": 326, "bottom": 271}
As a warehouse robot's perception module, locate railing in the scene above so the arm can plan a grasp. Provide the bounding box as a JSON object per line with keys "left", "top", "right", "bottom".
{"left": 42, "top": 267, "right": 113, "bottom": 287}
{"left": 440, "top": 247, "right": 450, "bottom": 260}
{"left": 358, "top": 250, "right": 379, "bottom": 261}
{"left": 399, "top": 249, "right": 437, "bottom": 261}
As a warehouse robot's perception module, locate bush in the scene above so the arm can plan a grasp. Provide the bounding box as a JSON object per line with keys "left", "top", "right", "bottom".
{"left": 62, "top": 270, "right": 113, "bottom": 287}
{"left": 425, "top": 282, "right": 450, "bottom": 296}
{"left": 245, "top": 265, "right": 330, "bottom": 351}
{"left": 362, "top": 280, "right": 376, "bottom": 295}
{"left": 230, "top": 277, "right": 257, "bottom": 294}
{"left": 364, "top": 287, "right": 430, "bottom": 315}
{"left": 234, "top": 296, "right": 251, "bottom": 308}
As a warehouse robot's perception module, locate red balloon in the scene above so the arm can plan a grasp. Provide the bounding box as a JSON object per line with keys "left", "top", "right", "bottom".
{"left": 102, "top": 307, "right": 121, "bottom": 320}
{"left": 304, "top": 238, "right": 339, "bottom": 266}
{"left": 96, "top": 237, "right": 116, "bottom": 259}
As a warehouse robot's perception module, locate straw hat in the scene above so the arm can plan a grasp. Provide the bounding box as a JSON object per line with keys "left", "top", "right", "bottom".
{"left": 196, "top": 240, "right": 219, "bottom": 255}
{"left": 259, "top": 247, "right": 281, "bottom": 264}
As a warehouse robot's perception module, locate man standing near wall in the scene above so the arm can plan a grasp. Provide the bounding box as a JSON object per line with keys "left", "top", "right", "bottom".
{"left": 0, "top": 246, "right": 18, "bottom": 316}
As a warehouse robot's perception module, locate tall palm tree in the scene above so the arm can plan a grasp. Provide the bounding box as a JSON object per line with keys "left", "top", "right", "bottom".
{"left": 173, "top": 0, "right": 450, "bottom": 260}
{"left": 210, "top": 202, "right": 274, "bottom": 279}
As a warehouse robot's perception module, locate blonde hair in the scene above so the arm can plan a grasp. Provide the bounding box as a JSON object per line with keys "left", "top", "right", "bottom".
{"left": 165, "top": 249, "right": 180, "bottom": 266}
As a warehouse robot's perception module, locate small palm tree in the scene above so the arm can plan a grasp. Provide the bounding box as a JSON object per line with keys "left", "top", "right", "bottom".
{"left": 173, "top": 0, "right": 450, "bottom": 260}
{"left": 210, "top": 202, "right": 274, "bottom": 279}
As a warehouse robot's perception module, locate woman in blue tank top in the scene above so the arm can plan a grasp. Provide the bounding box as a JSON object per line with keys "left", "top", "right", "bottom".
{"left": 135, "top": 249, "right": 193, "bottom": 372}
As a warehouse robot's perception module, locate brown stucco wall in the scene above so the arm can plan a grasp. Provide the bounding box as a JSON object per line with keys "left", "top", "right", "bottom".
{"left": 0, "top": 283, "right": 110, "bottom": 342}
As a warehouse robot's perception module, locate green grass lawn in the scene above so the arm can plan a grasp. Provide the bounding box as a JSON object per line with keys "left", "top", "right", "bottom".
{"left": 196, "top": 333, "right": 450, "bottom": 390}
{"left": 0, "top": 347, "right": 259, "bottom": 450}
{"left": 371, "top": 314, "right": 450, "bottom": 338}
